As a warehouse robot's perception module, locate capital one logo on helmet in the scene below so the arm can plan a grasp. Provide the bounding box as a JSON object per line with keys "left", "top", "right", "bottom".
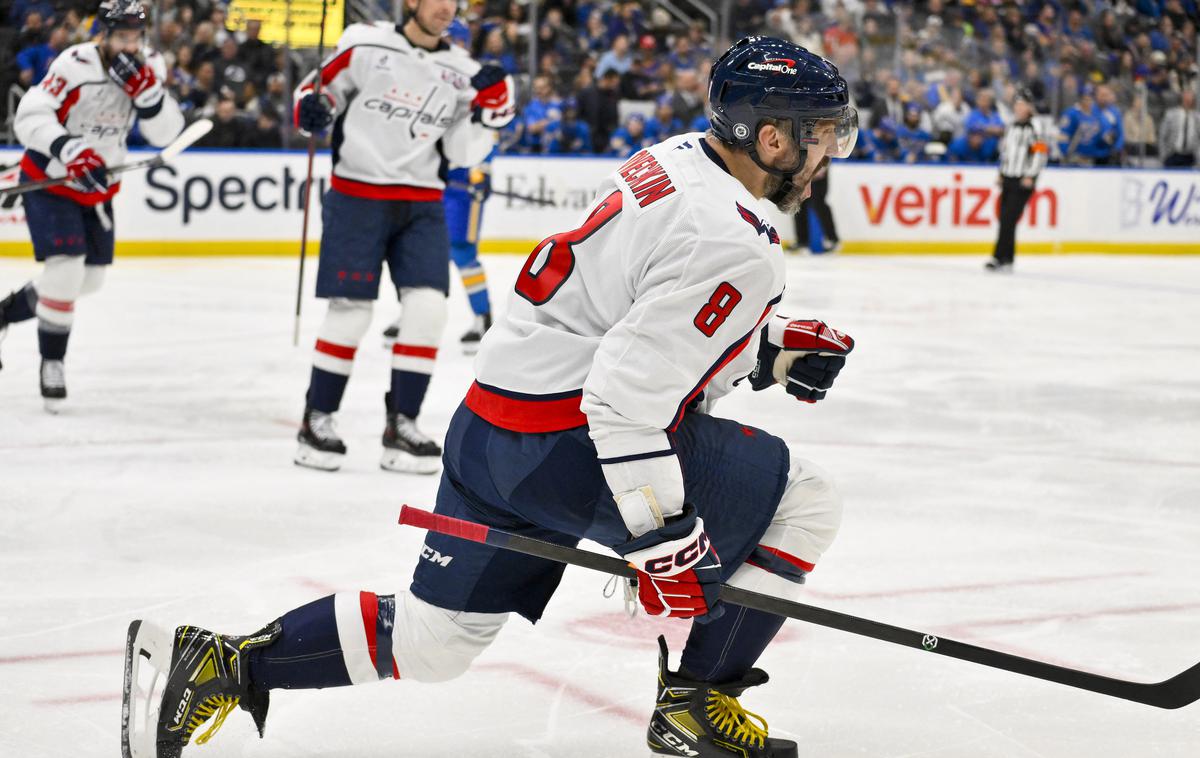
{"left": 748, "top": 58, "right": 798, "bottom": 75}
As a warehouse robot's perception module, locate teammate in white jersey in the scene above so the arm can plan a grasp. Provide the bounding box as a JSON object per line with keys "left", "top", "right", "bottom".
{"left": 291, "top": 0, "right": 514, "bottom": 474}
{"left": 122, "top": 38, "right": 858, "bottom": 758}
{"left": 0, "top": 0, "right": 182, "bottom": 411}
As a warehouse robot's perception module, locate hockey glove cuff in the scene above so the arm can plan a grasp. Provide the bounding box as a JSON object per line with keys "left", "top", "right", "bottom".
{"left": 56, "top": 138, "right": 108, "bottom": 194}
{"left": 749, "top": 316, "right": 854, "bottom": 403}
{"left": 614, "top": 505, "right": 724, "bottom": 623}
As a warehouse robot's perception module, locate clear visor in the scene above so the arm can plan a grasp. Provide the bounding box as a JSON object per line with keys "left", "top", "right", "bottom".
{"left": 798, "top": 107, "right": 859, "bottom": 159}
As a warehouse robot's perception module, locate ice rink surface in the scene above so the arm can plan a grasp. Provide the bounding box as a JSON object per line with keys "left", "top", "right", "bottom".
{"left": 1, "top": 252, "right": 1199, "bottom": 757}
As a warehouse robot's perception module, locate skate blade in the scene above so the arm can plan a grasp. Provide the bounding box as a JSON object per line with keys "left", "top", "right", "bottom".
{"left": 461, "top": 343, "right": 481, "bottom": 356}
{"left": 122, "top": 619, "right": 173, "bottom": 758}
{"left": 380, "top": 448, "right": 441, "bottom": 475}
{"left": 43, "top": 396, "right": 65, "bottom": 414}
{"left": 294, "top": 443, "right": 343, "bottom": 472}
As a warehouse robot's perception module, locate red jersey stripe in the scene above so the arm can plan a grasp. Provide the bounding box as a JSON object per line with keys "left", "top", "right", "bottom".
{"left": 331, "top": 176, "right": 443, "bottom": 202}
{"left": 464, "top": 381, "right": 587, "bottom": 433}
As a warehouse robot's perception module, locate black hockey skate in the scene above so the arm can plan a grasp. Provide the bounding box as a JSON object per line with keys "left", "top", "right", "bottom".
{"left": 294, "top": 406, "right": 346, "bottom": 471}
{"left": 40, "top": 359, "right": 66, "bottom": 413}
{"left": 984, "top": 258, "right": 1013, "bottom": 273}
{"left": 647, "top": 636, "right": 797, "bottom": 758}
{"left": 381, "top": 392, "right": 441, "bottom": 474}
{"left": 121, "top": 618, "right": 280, "bottom": 758}
{"left": 460, "top": 312, "right": 493, "bottom": 355}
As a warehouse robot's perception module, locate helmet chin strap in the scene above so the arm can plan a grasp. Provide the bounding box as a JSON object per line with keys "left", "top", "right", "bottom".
{"left": 748, "top": 143, "right": 806, "bottom": 205}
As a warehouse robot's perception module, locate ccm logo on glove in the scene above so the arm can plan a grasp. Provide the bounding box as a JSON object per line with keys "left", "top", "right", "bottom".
{"left": 641, "top": 531, "right": 710, "bottom": 575}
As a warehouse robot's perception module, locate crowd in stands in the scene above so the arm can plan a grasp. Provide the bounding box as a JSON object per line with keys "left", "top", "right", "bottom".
{"left": 2, "top": 0, "right": 1198, "bottom": 167}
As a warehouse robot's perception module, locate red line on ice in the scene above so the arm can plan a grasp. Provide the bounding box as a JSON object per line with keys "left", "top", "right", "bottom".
{"left": 0, "top": 648, "right": 121, "bottom": 665}
{"left": 33, "top": 693, "right": 120, "bottom": 706}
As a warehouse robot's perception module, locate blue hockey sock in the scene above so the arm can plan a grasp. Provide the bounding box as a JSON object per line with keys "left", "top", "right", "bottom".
{"left": 467, "top": 289, "right": 490, "bottom": 317}
{"left": 389, "top": 370, "right": 431, "bottom": 418}
{"left": 37, "top": 326, "right": 69, "bottom": 360}
{"left": 2, "top": 283, "right": 37, "bottom": 324}
{"left": 679, "top": 605, "right": 787, "bottom": 684}
{"left": 307, "top": 367, "right": 350, "bottom": 413}
{"left": 247, "top": 592, "right": 398, "bottom": 690}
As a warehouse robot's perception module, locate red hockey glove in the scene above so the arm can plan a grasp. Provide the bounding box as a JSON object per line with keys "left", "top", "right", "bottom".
{"left": 108, "top": 51, "right": 163, "bottom": 111}
{"left": 614, "top": 505, "right": 724, "bottom": 623}
{"left": 57, "top": 138, "right": 108, "bottom": 194}
{"left": 749, "top": 317, "right": 854, "bottom": 402}
{"left": 469, "top": 65, "right": 515, "bottom": 129}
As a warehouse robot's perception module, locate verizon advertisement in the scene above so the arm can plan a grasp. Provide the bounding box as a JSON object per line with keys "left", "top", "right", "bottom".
{"left": 0, "top": 149, "right": 1195, "bottom": 254}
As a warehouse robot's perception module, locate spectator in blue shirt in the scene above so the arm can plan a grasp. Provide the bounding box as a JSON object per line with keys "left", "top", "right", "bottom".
{"left": 580, "top": 10, "right": 610, "bottom": 54}
{"left": 1091, "top": 84, "right": 1125, "bottom": 165}
{"left": 946, "top": 126, "right": 998, "bottom": 163}
{"left": 668, "top": 35, "right": 700, "bottom": 70}
{"left": 964, "top": 90, "right": 1007, "bottom": 157}
{"left": 897, "top": 103, "right": 932, "bottom": 162}
{"left": 645, "top": 98, "right": 683, "bottom": 142}
{"left": 17, "top": 24, "right": 66, "bottom": 87}
{"left": 608, "top": 113, "right": 652, "bottom": 157}
{"left": 479, "top": 27, "right": 520, "bottom": 75}
{"left": 596, "top": 33, "right": 633, "bottom": 77}
{"left": 870, "top": 118, "right": 903, "bottom": 162}
{"left": 546, "top": 99, "right": 593, "bottom": 154}
{"left": 518, "top": 75, "right": 563, "bottom": 154}
{"left": 1059, "top": 89, "right": 1105, "bottom": 164}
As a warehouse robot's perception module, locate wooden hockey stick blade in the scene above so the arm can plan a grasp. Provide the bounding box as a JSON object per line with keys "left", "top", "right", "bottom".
{"left": 399, "top": 504, "right": 1200, "bottom": 710}
{"left": 0, "top": 119, "right": 213, "bottom": 199}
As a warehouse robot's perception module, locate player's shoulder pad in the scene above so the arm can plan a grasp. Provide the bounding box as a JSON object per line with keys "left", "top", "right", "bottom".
{"left": 434, "top": 42, "right": 481, "bottom": 77}
{"left": 340, "top": 21, "right": 389, "bottom": 46}
{"left": 52, "top": 42, "right": 104, "bottom": 79}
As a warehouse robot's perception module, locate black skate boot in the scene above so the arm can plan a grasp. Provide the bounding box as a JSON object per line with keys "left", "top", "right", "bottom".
{"left": 647, "top": 636, "right": 797, "bottom": 758}
{"left": 40, "top": 359, "right": 66, "bottom": 413}
{"left": 121, "top": 618, "right": 280, "bottom": 758}
{"left": 0, "top": 290, "right": 14, "bottom": 372}
{"left": 381, "top": 392, "right": 441, "bottom": 474}
{"left": 460, "top": 312, "right": 493, "bottom": 355}
{"left": 984, "top": 258, "right": 1012, "bottom": 273}
{"left": 294, "top": 406, "right": 346, "bottom": 471}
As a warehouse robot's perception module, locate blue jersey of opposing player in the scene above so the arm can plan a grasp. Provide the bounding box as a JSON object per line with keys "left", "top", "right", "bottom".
{"left": 443, "top": 147, "right": 496, "bottom": 319}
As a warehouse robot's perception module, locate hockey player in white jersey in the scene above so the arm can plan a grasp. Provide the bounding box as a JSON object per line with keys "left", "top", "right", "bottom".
{"left": 292, "top": 0, "right": 514, "bottom": 474}
{"left": 122, "top": 38, "right": 858, "bottom": 758}
{"left": 0, "top": 0, "right": 182, "bottom": 410}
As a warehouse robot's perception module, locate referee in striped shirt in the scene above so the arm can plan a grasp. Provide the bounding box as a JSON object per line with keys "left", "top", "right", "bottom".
{"left": 986, "top": 90, "right": 1049, "bottom": 272}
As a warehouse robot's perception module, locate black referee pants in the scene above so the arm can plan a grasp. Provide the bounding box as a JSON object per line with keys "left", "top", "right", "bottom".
{"left": 992, "top": 176, "right": 1035, "bottom": 265}
{"left": 793, "top": 174, "right": 838, "bottom": 249}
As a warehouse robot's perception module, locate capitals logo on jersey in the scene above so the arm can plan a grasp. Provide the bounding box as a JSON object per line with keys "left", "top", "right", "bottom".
{"left": 735, "top": 202, "right": 780, "bottom": 245}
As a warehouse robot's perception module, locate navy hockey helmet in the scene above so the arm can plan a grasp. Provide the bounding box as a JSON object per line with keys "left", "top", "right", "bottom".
{"left": 709, "top": 36, "right": 857, "bottom": 174}
{"left": 98, "top": 0, "right": 148, "bottom": 32}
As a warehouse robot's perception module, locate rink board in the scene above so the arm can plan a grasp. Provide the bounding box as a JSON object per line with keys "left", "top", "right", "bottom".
{"left": 0, "top": 149, "right": 1196, "bottom": 256}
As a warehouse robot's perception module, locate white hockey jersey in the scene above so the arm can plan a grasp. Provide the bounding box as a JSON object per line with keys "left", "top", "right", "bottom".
{"left": 296, "top": 22, "right": 496, "bottom": 200}
{"left": 467, "top": 133, "right": 787, "bottom": 522}
{"left": 14, "top": 42, "right": 183, "bottom": 206}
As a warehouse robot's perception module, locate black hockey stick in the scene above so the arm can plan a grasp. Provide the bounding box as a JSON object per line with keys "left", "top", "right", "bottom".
{"left": 399, "top": 505, "right": 1200, "bottom": 710}
{"left": 0, "top": 118, "right": 212, "bottom": 199}
{"left": 444, "top": 180, "right": 557, "bottom": 207}
{"left": 292, "top": 0, "right": 332, "bottom": 347}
